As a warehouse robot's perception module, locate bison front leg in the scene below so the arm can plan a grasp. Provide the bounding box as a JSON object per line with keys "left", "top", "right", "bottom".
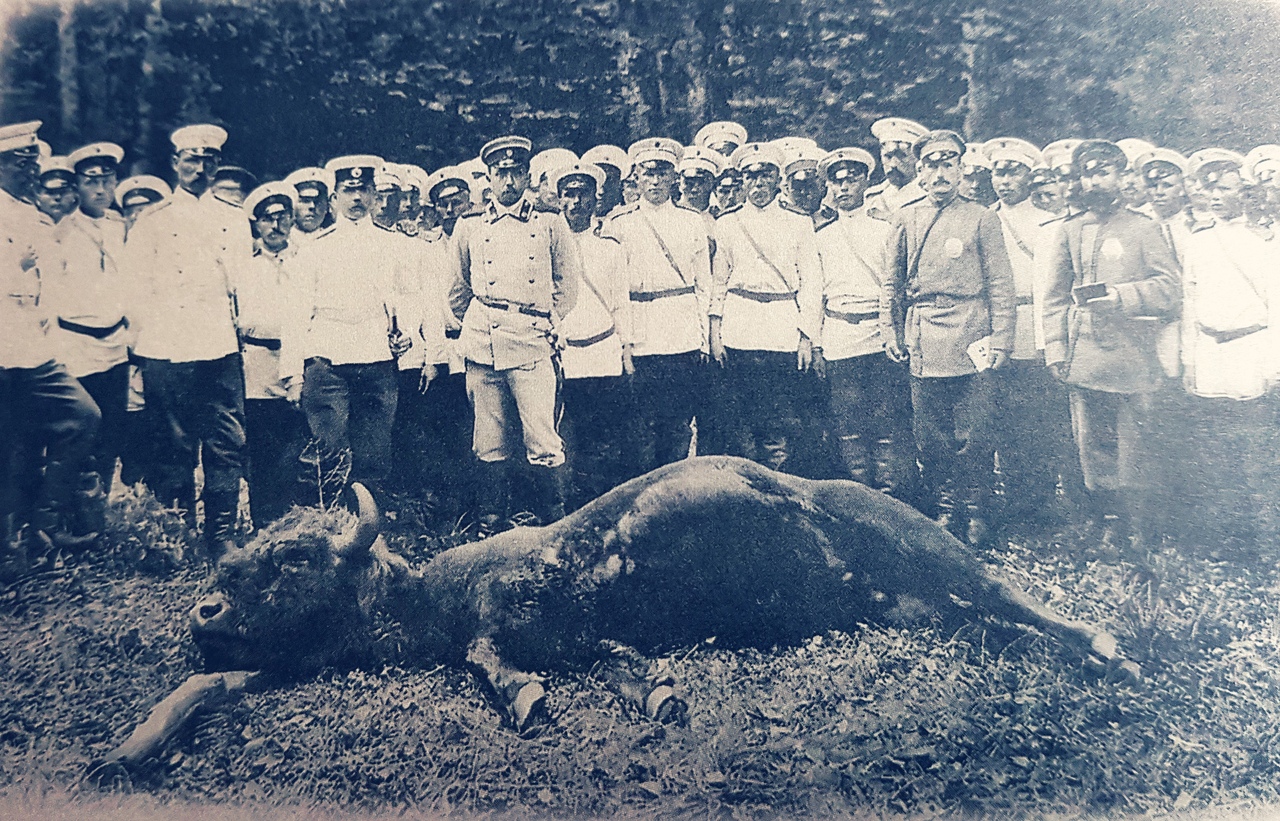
{"left": 595, "top": 640, "right": 686, "bottom": 724}
{"left": 465, "top": 637, "right": 547, "bottom": 732}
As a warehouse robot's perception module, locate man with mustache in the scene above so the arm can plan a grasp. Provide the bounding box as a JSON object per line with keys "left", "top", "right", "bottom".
{"left": 123, "top": 124, "right": 251, "bottom": 558}
{"left": 882, "top": 130, "right": 1016, "bottom": 546}
{"left": 280, "top": 155, "right": 414, "bottom": 511}
{"left": 448, "top": 136, "right": 582, "bottom": 533}
{"left": 709, "top": 141, "right": 822, "bottom": 473}
{"left": 864, "top": 117, "right": 930, "bottom": 221}
{"left": 1042, "top": 140, "right": 1180, "bottom": 557}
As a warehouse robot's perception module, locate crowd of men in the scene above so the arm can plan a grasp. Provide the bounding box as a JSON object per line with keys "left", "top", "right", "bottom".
{"left": 3, "top": 113, "right": 1278, "bottom": 570}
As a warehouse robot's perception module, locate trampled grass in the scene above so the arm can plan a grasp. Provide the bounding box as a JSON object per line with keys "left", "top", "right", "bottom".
{"left": 2, "top": 485, "right": 1280, "bottom": 819}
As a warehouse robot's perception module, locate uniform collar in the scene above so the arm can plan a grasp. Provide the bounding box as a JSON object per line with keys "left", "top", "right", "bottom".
{"left": 638, "top": 197, "right": 673, "bottom": 213}
{"left": 487, "top": 197, "right": 533, "bottom": 223}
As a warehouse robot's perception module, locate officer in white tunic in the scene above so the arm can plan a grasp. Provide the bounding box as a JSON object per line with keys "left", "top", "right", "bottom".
{"left": 282, "top": 155, "right": 413, "bottom": 508}
{"left": 709, "top": 142, "right": 822, "bottom": 472}
{"left": 0, "top": 120, "right": 100, "bottom": 552}
{"left": 551, "top": 162, "right": 633, "bottom": 508}
{"left": 45, "top": 142, "right": 129, "bottom": 503}
{"left": 122, "top": 124, "right": 251, "bottom": 556}
{"left": 447, "top": 136, "right": 582, "bottom": 531}
{"left": 864, "top": 117, "right": 930, "bottom": 221}
{"left": 608, "top": 138, "right": 713, "bottom": 470}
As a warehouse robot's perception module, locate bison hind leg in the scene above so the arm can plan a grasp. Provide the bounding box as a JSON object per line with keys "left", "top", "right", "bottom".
{"left": 465, "top": 637, "right": 547, "bottom": 733}
{"left": 595, "top": 640, "right": 687, "bottom": 725}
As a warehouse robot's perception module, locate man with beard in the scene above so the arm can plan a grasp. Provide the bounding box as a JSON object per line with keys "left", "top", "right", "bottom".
{"left": 0, "top": 120, "right": 100, "bottom": 555}
{"left": 864, "top": 117, "right": 929, "bottom": 221}
{"left": 709, "top": 141, "right": 822, "bottom": 473}
{"left": 284, "top": 167, "right": 334, "bottom": 244}
{"left": 235, "top": 182, "right": 307, "bottom": 526}
{"left": 581, "top": 145, "right": 630, "bottom": 218}
{"left": 984, "top": 137, "right": 1081, "bottom": 534}
{"left": 448, "top": 136, "right": 581, "bottom": 532}
{"left": 609, "top": 138, "right": 713, "bottom": 472}
{"left": 281, "top": 155, "right": 413, "bottom": 510}
{"left": 1042, "top": 140, "right": 1180, "bottom": 557}
{"left": 882, "top": 130, "right": 1016, "bottom": 546}
{"left": 550, "top": 162, "right": 633, "bottom": 509}
{"left": 123, "top": 124, "right": 251, "bottom": 558}
{"left": 815, "top": 147, "right": 919, "bottom": 503}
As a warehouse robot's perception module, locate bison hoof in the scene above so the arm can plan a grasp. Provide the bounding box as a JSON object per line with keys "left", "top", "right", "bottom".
{"left": 512, "top": 682, "right": 547, "bottom": 732}
{"left": 645, "top": 685, "right": 686, "bottom": 724}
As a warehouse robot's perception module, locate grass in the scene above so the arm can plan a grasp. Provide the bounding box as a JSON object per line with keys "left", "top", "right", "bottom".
{"left": 2, "top": 483, "right": 1280, "bottom": 819}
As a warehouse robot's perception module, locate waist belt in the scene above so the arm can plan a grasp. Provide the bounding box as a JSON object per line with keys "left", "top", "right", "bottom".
{"left": 475, "top": 295, "right": 551, "bottom": 319}
{"left": 908, "top": 294, "right": 978, "bottom": 309}
{"left": 727, "top": 287, "right": 797, "bottom": 303}
{"left": 630, "top": 285, "right": 696, "bottom": 303}
{"left": 58, "top": 316, "right": 126, "bottom": 339}
{"left": 824, "top": 306, "right": 878, "bottom": 324}
{"left": 1199, "top": 322, "right": 1268, "bottom": 345}
{"left": 565, "top": 326, "right": 616, "bottom": 348}
{"left": 1015, "top": 295, "right": 1035, "bottom": 306}
{"left": 242, "top": 335, "right": 282, "bottom": 351}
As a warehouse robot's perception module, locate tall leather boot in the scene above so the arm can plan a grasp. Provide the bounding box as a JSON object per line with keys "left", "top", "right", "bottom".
{"left": 34, "top": 459, "right": 98, "bottom": 552}
{"left": 202, "top": 488, "right": 240, "bottom": 562}
{"left": 873, "top": 436, "right": 924, "bottom": 510}
{"left": 531, "top": 465, "right": 568, "bottom": 525}
{"left": 475, "top": 460, "right": 509, "bottom": 538}
{"left": 837, "top": 435, "right": 871, "bottom": 486}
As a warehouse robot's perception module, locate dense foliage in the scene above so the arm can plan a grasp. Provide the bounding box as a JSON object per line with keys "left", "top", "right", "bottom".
{"left": 1, "top": 0, "right": 1277, "bottom": 183}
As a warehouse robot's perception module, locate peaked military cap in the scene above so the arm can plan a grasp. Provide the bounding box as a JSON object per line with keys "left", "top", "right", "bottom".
{"left": 0, "top": 120, "right": 42, "bottom": 156}
{"left": 68, "top": 142, "right": 124, "bottom": 176}
{"left": 1187, "top": 148, "right": 1246, "bottom": 183}
{"left": 1116, "top": 138, "right": 1157, "bottom": 167}
{"left": 213, "top": 165, "right": 257, "bottom": 192}
{"left": 375, "top": 165, "right": 404, "bottom": 191}
{"left": 285, "top": 167, "right": 334, "bottom": 198}
{"left": 425, "top": 166, "right": 470, "bottom": 204}
{"left": 1133, "top": 147, "right": 1189, "bottom": 181}
{"left": 694, "top": 121, "right": 748, "bottom": 156}
{"left": 912, "top": 130, "right": 966, "bottom": 162}
{"left": 550, "top": 161, "right": 606, "bottom": 193}
{"left": 244, "top": 181, "right": 296, "bottom": 219}
{"left": 963, "top": 143, "right": 992, "bottom": 173}
{"left": 871, "top": 117, "right": 929, "bottom": 147}
{"left": 628, "top": 137, "right": 683, "bottom": 169}
{"left": 1244, "top": 145, "right": 1280, "bottom": 184}
{"left": 582, "top": 144, "right": 632, "bottom": 179}
{"left": 984, "top": 137, "right": 1042, "bottom": 170}
{"left": 480, "top": 136, "right": 533, "bottom": 169}
{"left": 730, "top": 142, "right": 784, "bottom": 172}
{"left": 818, "top": 147, "right": 877, "bottom": 181}
{"left": 530, "top": 148, "right": 579, "bottom": 183}
{"left": 782, "top": 144, "right": 826, "bottom": 181}
{"left": 397, "top": 164, "right": 429, "bottom": 195}
{"left": 325, "top": 155, "right": 383, "bottom": 189}
{"left": 679, "top": 146, "right": 723, "bottom": 178}
{"left": 1042, "top": 139, "right": 1084, "bottom": 175}
{"left": 170, "top": 124, "right": 227, "bottom": 156}
{"left": 115, "top": 174, "right": 171, "bottom": 209}
{"left": 37, "top": 155, "right": 75, "bottom": 190}
{"left": 1072, "top": 140, "right": 1128, "bottom": 174}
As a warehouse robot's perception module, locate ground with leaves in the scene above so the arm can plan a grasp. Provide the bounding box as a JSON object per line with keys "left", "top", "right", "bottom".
{"left": 3, "top": 485, "right": 1280, "bottom": 819}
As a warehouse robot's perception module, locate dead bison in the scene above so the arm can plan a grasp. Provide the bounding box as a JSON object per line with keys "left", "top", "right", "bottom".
{"left": 189, "top": 456, "right": 1136, "bottom": 730}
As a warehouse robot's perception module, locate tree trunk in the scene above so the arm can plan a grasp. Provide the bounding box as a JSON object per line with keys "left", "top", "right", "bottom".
{"left": 135, "top": 0, "right": 163, "bottom": 174}
{"left": 57, "top": 0, "right": 79, "bottom": 144}
{"left": 960, "top": 13, "right": 996, "bottom": 141}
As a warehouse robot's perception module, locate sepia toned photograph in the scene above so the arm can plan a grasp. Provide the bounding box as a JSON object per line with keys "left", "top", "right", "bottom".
{"left": 2, "top": 0, "right": 1280, "bottom": 818}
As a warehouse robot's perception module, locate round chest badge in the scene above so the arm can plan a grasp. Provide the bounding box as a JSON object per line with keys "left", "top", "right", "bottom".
{"left": 944, "top": 237, "right": 965, "bottom": 258}
{"left": 1102, "top": 237, "right": 1124, "bottom": 260}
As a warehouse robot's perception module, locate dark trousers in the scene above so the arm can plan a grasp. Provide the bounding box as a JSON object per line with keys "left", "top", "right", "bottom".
{"left": 244, "top": 398, "right": 307, "bottom": 525}
{"left": 391, "top": 370, "right": 432, "bottom": 496}
{"left": 694, "top": 361, "right": 733, "bottom": 457}
{"left": 725, "top": 349, "right": 799, "bottom": 473}
{"left": 996, "top": 360, "right": 1084, "bottom": 518}
{"left": 0, "top": 360, "right": 101, "bottom": 535}
{"left": 138, "top": 354, "right": 246, "bottom": 512}
{"left": 301, "top": 358, "right": 398, "bottom": 497}
{"left": 120, "top": 407, "right": 164, "bottom": 488}
{"left": 561, "top": 376, "right": 632, "bottom": 509}
{"left": 631, "top": 351, "right": 700, "bottom": 474}
{"left": 911, "top": 372, "right": 998, "bottom": 514}
{"left": 423, "top": 371, "right": 478, "bottom": 517}
{"left": 76, "top": 362, "right": 129, "bottom": 493}
{"left": 827, "top": 353, "right": 919, "bottom": 502}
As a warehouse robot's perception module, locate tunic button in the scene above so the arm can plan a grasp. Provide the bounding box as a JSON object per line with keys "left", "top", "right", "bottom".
{"left": 489, "top": 280, "right": 496, "bottom": 285}
{"left": 528, "top": 255, "right": 535, "bottom": 260}
{"left": 529, "top": 278, "right": 535, "bottom": 284}
{"left": 484, "top": 238, "right": 490, "bottom": 243}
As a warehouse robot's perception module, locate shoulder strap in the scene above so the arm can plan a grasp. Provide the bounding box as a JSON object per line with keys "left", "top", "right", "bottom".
{"left": 738, "top": 222, "right": 796, "bottom": 292}
{"left": 996, "top": 208, "right": 1036, "bottom": 259}
{"left": 638, "top": 210, "right": 690, "bottom": 287}
{"left": 907, "top": 205, "right": 944, "bottom": 283}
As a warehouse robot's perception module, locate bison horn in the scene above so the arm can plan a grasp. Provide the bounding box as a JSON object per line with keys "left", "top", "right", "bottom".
{"left": 337, "top": 483, "right": 381, "bottom": 561}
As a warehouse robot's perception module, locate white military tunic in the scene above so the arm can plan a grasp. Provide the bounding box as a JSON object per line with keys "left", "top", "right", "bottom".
{"left": 560, "top": 221, "right": 629, "bottom": 379}
{"left": 0, "top": 188, "right": 54, "bottom": 368}
{"left": 45, "top": 209, "right": 130, "bottom": 378}
{"left": 814, "top": 208, "right": 893, "bottom": 361}
{"left": 235, "top": 243, "right": 297, "bottom": 400}
{"left": 991, "top": 198, "right": 1050, "bottom": 360}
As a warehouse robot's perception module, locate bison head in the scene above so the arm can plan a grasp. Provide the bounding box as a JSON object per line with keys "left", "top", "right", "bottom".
{"left": 190, "top": 485, "right": 386, "bottom": 676}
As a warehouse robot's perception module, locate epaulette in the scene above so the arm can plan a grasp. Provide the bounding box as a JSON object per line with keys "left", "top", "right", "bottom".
{"left": 1247, "top": 223, "right": 1274, "bottom": 241}
{"left": 459, "top": 210, "right": 482, "bottom": 220}
{"left": 674, "top": 201, "right": 705, "bottom": 215}
{"left": 608, "top": 201, "right": 641, "bottom": 219}
{"left": 812, "top": 208, "right": 839, "bottom": 232}
{"left": 1038, "top": 213, "right": 1069, "bottom": 227}
{"left": 591, "top": 220, "right": 622, "bottom": 243}
{"left": 210, "top": 193, "right": 244, "bottom": 210}
{"left": 309, "top": 224, "right": 339, "bottom": 241}
{"left": 1126, "top": 206, "right": 1155, "bottom": 222}
{"left": 864, "top": 205, "right": 891, "bottom": 223}
{"left": 397, "top": 220, "right": 420, "bottom": 238}
{"left": 373, "top": 221, "right": 396, "bottom": 232}
{"left": 1187, "top": 216, "right": 1215, "bottom": 234}
{"left": 779, "top": 200, "right": 811, "bottom": 217}
{"left": 103, "top": 210, "right": 125, "bottom": 222}
{"left": 131, "top": 198, "right": 171, "bottom": 222}
{"left": 714, "top": 203, "right": 743, "bottom": 220}
{"left": 865, "top": 181, "right": 890, "bottom": 196}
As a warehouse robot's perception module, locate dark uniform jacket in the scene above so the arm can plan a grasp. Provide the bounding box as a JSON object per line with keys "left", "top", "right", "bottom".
{"left": 882, "top": 196, "right": 1017, "bottom": 378}
{"left": 1041, "top": 207, "right": 1181, "bottom": 394}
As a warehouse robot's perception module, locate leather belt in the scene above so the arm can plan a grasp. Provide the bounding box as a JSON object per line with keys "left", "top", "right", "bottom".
{"left": 58, "top": 316, "right": 126, "bottom": 339}
{"left": 565, "top": 326, "right": 616, "bottom": 348}
{"left": 1015, "top": 295, "right": 1035, "bottom": 306}
{"left": 630, "top": 285, "right": 696, "bottom": 302}
{"left": 908, "top": 294, "right": 976, "bottom": 309}
{"left": 728, "top": 287, "right": 797, "bottom": 303}
{"left": 824, "top": 306, "right": 878, "bottom": 324}
{"left": 475, "top": 295, "right": 551, "bottom": 319}
{"left": 1199, "top": 323, "right": 1267, "bottom": 344}
{"left": 242, "top": 335, "right": 282, "bottom": 351}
